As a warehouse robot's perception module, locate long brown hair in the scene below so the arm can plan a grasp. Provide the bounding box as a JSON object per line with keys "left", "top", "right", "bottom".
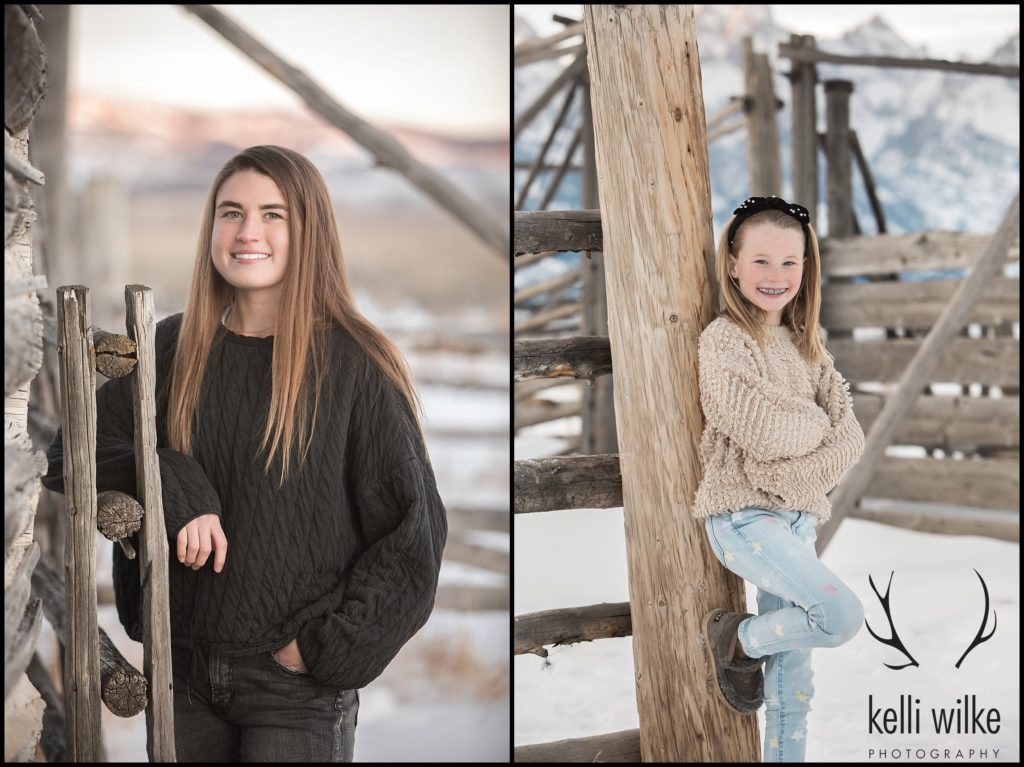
{"left": 168, "top": 145, "right": 423, "bottom": 485}
{"left": 714, "top": 208, "right": 831, "bottom": 366}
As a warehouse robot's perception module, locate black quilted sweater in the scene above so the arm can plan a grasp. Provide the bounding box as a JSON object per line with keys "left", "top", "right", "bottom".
{"left": 42, "top": 313, "right": 447, "bottom": 690}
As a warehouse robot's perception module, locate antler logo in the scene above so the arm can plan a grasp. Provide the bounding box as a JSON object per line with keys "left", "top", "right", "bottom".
{"left": 865, "top": 570, "right": 997, "bottom": 670}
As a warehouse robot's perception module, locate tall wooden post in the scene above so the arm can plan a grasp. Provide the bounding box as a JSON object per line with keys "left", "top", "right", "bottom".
{"left": 742, "top": 37, "right": 781, "bottom": 196}
{"left": 583, "top": 5, "right": 759, "bottom": 760}
{"left": 788, "top": 34, "right": 818, "bottom": 224}
{"left": 824, "top": 79, "right": 855, "bottom": 237}
{"left": 581, "top": 68, "right": 618, "bottom": 455}
{"left": 125, "top": 286, "right": 175, "bottom": 761}
{"left": 56, "top": 286, "right": 103, "bottom": 761}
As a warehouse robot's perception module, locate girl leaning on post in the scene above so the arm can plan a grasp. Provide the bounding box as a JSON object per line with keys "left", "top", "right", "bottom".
{"left": 43, "top": 144, "right": 448, "bottom": 762}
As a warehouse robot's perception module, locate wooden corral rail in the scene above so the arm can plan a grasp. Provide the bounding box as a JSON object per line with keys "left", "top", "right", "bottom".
{"left": 514, "top": 209, "right": 1020, "bottom": 268}
{"left": 777, "top": 42, "right": 1020, "bottom": 79}
{"left": 515, "top": 602, "right": 631, "bottom": 657}
{"left": 514, "top": 336, "right": 612, "bottom": 382}
{"left": 516, "top": 729, "right": 641, "bottom": 763}
{"left": 513, "top": 210, "right": 602, "bottom": 257}
{"left": 515, "top": 455, "right": 621, "bottom": 514}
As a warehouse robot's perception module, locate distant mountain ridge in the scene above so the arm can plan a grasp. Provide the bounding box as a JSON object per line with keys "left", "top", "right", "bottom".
{"left": 68, "top": 92, "right": 508, "bottom": 211}
{"left": 514, "top": 7, "right": 1019, "bottom": 237}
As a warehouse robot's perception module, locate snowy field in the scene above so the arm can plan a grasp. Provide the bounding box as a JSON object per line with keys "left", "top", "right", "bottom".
{"left": 35, "top": 301, "right": 510, "bottom": 762}
{"left": 514, "top": 382, "right": 1019, "bottom": 762}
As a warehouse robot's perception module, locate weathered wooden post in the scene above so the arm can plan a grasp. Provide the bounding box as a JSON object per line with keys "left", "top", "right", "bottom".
{"left": 580, "top": 69, "right": 618, "bottom": 455}
{"left": 824, "top": 79, "right": 855, "bottom": 237}
{"left": 55, "top": 286, "right": 103, "bottom": 761}
{"left": 124, "top": 285, "right": 175, "bottom": 761}
{"left": 788, "top": 34, "right": 818, "bottom": 225}
{"left": 583, "top": 5, "right": 759, "bottom": 760}
{"left": 742, "top": 36, "right": 781, "bottom": 196}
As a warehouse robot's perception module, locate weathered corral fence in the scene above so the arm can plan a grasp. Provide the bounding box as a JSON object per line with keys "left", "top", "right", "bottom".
{"left": 44, "top": 285, "right": 177, "bottom": 761}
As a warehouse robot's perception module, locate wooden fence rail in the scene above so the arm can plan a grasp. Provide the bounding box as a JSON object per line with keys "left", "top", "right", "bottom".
{"left": 776, "top": 43, "right": 1020, "bottom": 78}
{"left": 514, "top": 336, "right": 612, "bottom": 382}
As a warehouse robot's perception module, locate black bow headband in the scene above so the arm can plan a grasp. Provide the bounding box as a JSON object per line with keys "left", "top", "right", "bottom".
{"left": 727, "top": 196, "right": 810, "bottom": 248}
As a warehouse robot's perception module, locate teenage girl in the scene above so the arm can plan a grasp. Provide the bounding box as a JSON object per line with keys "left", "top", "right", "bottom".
{"left": 44, "top": 145, "right": 447, "bottom": 762}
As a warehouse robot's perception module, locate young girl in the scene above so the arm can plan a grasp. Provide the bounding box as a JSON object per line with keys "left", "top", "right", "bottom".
{"left": 692, "top": 196, "right": 866, "bottom": 762}
{"left": 43, "top": 145, "right": 448, "bottom": 762}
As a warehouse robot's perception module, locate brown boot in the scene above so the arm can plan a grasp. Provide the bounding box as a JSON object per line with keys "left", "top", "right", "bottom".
{"left": 702, "top": 608, "right": 766, "bottom": 715}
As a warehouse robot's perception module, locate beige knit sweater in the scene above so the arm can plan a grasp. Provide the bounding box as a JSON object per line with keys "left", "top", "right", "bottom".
{"left": 692, "top": 316, "right": 865, "bottom": 524}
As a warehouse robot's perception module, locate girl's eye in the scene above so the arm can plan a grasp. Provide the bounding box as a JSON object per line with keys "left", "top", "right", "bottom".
{"left": 221, "top": 211, "right": 283, "bottom": 220}
{"left": 755, "top": 260, "right": 795, "bottom": 265}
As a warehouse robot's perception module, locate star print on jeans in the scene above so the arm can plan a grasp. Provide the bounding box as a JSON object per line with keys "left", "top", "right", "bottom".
{"left": 823, "top": 583, "right": 839, "bottom": 595}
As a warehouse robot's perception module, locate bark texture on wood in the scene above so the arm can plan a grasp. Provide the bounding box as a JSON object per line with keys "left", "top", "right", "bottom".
{"left": 124, "top": 286, "right": 176, "bottom": 761}
{"left": 32, "top": 556, "right": 148, "bottom": 718}
{"left": 583, "top": 5, "right": 758, "bottom": 760}
{"left": 55, "top": 287, "right": 103, "bottom": 761}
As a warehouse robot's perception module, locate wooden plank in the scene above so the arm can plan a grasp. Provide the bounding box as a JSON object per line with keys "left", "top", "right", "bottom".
{"left": 852, "top": 393, "right": 1019, "bottom": 451}
{"left": 513, "top": 21, "right": 584, "bottom": 64}
{"left": 443, "top": 537, "right": 508, "bottom": 575}
{"left": 514, "top": 49, "right": 587, "bottom": 140}
{"left": 777, "top": 43, "right": 1019, "bottom": 79}
{"left": 820, "top": 232, "right": 1019, "bottom": 276}
{"left": 514, "top": 210, "right": 602, "bottom": 256}
{"left": 830, "top": 336, "right": 1018, "bottom": 387}
{"left": 515, "top": 400, "right": 581, "bottom": 430}
{"left": 124, "top": 286, "right": 175, "bottom": 761}
{"left": 515, "top": 602, "right": 631, "bottom": 656}
{"left": 854, "top": 499, "right": 1018, "bottom": 542}
{"left": 515, "top": 78, "right": 580, "bottom": 211}
{"left": 580, "top": 11, "right": 759, "bottom": 759}
{"left": 821, "top": 276, "right": 1019, "bottom": 329}
{"left": 514, "top": 42, "right": 586, "bottom": 67}
{"left": 515, "top": 729, "right": 641, "bottom": 763}
{"left": 869, "top": 457, "right": 1018, "bottom": 511}
{"left": 56, "top": 286, "right": 103, "bottom": 761}
{"left": 434, "top": 585, "right": 508, "bottom": 611}
{"left": 850, "top": 130, "right": 886, "bottom": 233}
{"left": 537, "top": 124, "right": 583, "bottom": 211}
{"left": 817, "top": 195, "right": 1020, "bottom": 553}
{"left": 514, "top": 336, "right": 612, "bottom": 382}
{"left": 514, "top": 301, "right": 581, "bottom": 333}
{"left": 446, "top": 507, "right": 509, "bottom": 535}
{"left": 514, "top": 455, "right": 621, "bottom": 514}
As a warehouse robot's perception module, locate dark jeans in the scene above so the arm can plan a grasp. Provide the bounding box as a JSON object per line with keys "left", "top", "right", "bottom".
{"left": 171, "top": 642, "right": 360, "bottom": 762}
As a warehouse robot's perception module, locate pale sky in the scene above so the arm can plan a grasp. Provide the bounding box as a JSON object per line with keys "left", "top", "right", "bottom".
{"left": 514, "top": 5, "right": 1020, "bottom": 61}
{"left": 70, "top": 4, "right": 509, "bottom": 138}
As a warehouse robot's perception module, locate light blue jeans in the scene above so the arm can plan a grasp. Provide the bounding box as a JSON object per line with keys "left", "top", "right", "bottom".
{"left": 704, "top": 507, "right": 864, "bottom": 763}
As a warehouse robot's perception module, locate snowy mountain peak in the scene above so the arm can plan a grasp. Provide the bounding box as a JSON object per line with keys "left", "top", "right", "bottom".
{"left": 990, "top": 32, "right": 1020, "bottom": 65}
{"left": 694, "top": 4, "right": 789, "bottom": 61}
{"left": 833, "top": 14, "right": 926, "bottom": 59}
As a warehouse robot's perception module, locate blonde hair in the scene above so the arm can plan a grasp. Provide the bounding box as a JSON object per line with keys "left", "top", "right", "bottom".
{"left": 714, "top": 208, "right": 831, "bottom": 366}
{"left": 167, "top": 145, "right": 423, "bottom": 486}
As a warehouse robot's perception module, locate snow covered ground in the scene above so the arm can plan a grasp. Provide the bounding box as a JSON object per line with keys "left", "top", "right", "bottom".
{"left": 514, "top": 417, "right": 1020, "bottom": 762}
